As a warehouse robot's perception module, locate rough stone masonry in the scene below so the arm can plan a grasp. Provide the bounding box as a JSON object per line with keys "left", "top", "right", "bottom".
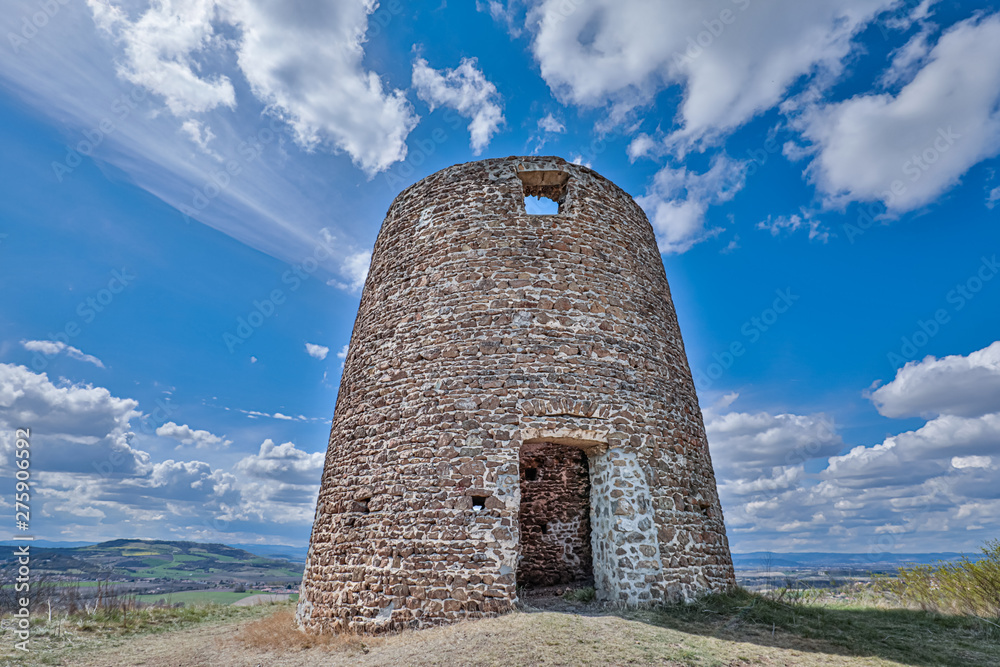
{"left": 297, "top": 156, "right": 735, "bottom": 634}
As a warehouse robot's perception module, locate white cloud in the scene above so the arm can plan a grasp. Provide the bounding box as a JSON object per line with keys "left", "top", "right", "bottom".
{"left": 515, "top": 0, "right": 892, "bottom": 150}
{"left": 704, "top": 395, "right": 843, "bottom": 481}
{"left": 0, "top": 363, "right": 319, "bottom": 543}
{"left": 88, "top": 0, "right": 237, "bottom": 115}
{"left": 879, "top": 25, "right": 934, "bottom": 88}
{"left": 304, "top": 343, "right": 329, "bottom": 360}
{"left": 20, "top": 339, "right": 106, "bottom": 368}
{"left": 225, "top": 0, "right": 418, "bottom": 175}
{"left": 327, "top": 250, "right": 371, "bottom": 293}
{"left": 704, "top": 367, "right": 1000, "bottom": 552}
{"left": 1, "top": 0, "right": 412, "bottom": 306}
{"left": 791, "top": 14, "right": 1000, "bottom": 212}
{"left": 155, "top": 421, "right": 232, "bottom": 449}
{"left": 537, "top": 113, "right": 565, "bottom": 134}
{"left": 90, "top": 0, "right": 420, "bottom": 174}
{"left": 952, "top": 455, "right": 992, "bottom": 470}
{"left": 236, "top": 439, "right": 324, "bottom": 486}
{"left": 869, "top": 341, "right": 1000, "bottom": 419}
{"left": 636, "top": 154, "right": 745, "bottom": 253}
{"left": 232, "top": 439, "right": 324, "bottom": 523}
{"left": 0, "top": 363, "right": 137, "bottom": 451}
{"left": 412, "top": 57, "right": 504, "bottom": 153}
{"left": 235, "top": 407, "right": 316, "bottom": 421}
{"left": 179, "top": 119, "right": 220, "bottom": 158}
{"left": 756, "top": 212, "right": 831, "bottom": 243}
{"left": 988, "top": 185, "right": 1000, "bottom": 209}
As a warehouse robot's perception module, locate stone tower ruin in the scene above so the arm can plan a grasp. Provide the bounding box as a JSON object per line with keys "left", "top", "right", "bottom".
{"left": 298, "top": 156, "right": 735, "bottom": 633}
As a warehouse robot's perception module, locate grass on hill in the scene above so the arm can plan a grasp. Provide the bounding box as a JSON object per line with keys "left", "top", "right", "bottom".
{"left": 4, "top": 587, "right": 998, "bottom": 667}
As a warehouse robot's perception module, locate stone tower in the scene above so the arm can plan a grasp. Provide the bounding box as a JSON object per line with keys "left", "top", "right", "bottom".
{"left": 298, "top": 156, "right": 734, "bottom": 634}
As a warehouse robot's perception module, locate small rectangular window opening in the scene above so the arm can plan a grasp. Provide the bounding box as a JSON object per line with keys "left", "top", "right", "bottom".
{"left": 471, "top": 495, "right": 489, "bottom": 511}
{"left": 525, "top": 467, "right": 539, "bottom": 481}
{"left": 516, "top": 167, "right": 569, "bottom": 215}
{"left": 524, "top": 195, "right": 560, "bottom": 215}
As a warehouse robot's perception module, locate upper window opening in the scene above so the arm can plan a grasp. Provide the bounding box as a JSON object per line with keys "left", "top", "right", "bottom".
{"left": 524, "top": 195, "right": 559, "bottom": 215}
{"left": 516, "top": 167, "right": 569, "bottom": 215}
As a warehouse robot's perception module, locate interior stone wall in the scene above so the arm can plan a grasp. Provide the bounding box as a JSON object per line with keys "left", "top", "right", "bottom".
{"left": 517, "top": 441, "right": 593, "bottom": 588}
{"left": 297, "top": 156, "right": 736, "bottom": 634}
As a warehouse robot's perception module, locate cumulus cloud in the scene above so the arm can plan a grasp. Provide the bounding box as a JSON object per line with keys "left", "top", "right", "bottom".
{"left": 326, "top": 250, "right": 371, "bottom": 293}
{"left": 869, "top": 341, "right": 1000, "bottom": 419}
{"left": 0, "top": 364, "right": 320, "bottom": 543}
{"left": 791, "top": 13, "right": 1000, "bottom": 212}
{"left": 20, "top": 339, "right": 105, "bottom": 368}
{"left": 508, "top": 0, "right": 892, "bottom": 150}
{"left": 412, "top": 57, "right": 504, "bottom": 153}
{"left": 304, "top": 343, "right": 329, "bottom": 360}
{"left": 225, "top": 0, "right": 418, "bottom": 174}
{"left": 704, "top": 395, "right": 843, "bottom": 481}
{"left": 87, "top": 0, "right": 419, "bottom": 175}
{"left": 236, "top": 439, "right": 324, "bottom": 486}
{"left": 233, "top": 439, "right": 324, "bottom": 522}
{"left": 636, "top": 155, "right": 745, "bottom": 253}
{"left": 0, "top": 363, "right": 137, "bottom": 451}
{"left": 88, "top": 0, "right": 237, "bottom": 115}
{"left": 155, "top": 421, "right": 232, "bottom": 449}
{"left": 705, "top": 361, "right": 1000, "bottom": 552}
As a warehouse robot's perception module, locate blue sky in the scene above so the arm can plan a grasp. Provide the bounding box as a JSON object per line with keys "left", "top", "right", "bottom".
{"left": 1, "top": 0, "right": 998, "bottom": 554}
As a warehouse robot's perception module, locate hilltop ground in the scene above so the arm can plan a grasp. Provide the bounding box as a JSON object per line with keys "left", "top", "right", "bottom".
{"left": 3, "top": 589, "right": 997, "bottom": 667}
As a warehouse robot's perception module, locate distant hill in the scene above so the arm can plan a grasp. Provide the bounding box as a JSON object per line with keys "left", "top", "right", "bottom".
{"left": 732, "top": 551, "right": 969, "bottom": 569}
{"left": 0, "top": 539, "right": 302, "bottom": 583}
{"left": 0, "top": 539, "right": 308, "bottom": 563}
{"left": 228, "top": 543, "right": 308, "bottom": 563}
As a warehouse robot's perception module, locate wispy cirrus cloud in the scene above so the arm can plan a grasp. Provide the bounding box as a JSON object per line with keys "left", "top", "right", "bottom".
{"left": 21, "top": 339, "right": 105, "bottom": 368}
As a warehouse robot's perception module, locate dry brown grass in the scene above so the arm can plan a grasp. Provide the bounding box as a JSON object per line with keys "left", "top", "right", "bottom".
{"left": 234, "top": 608, "right": 380, "bottom": 654}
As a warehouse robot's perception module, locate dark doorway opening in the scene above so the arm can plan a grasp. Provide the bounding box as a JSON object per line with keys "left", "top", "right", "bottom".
{"left": 516, "top": 441, "right": 594, "bottom": 589}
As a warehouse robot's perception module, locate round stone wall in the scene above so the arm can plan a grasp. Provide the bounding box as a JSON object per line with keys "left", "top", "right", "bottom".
{"left": 297, "top": 156, "right": 735, "bottom": 634}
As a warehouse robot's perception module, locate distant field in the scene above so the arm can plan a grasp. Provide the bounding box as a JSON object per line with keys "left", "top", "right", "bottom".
{"left": 134, "top": 590, "right": 261, "bottom": 605}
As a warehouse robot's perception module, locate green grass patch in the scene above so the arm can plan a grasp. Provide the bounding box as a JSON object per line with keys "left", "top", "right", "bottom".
{"left": 170, "top": 554, "right": 208, "bottom": 563}
{"left": 640, "top": 587, "right": 999, "bottom": 667}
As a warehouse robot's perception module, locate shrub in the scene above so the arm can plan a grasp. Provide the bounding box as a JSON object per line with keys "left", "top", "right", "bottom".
{"left": 892, "top": 539, "right": 1000, "bottom": 623}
